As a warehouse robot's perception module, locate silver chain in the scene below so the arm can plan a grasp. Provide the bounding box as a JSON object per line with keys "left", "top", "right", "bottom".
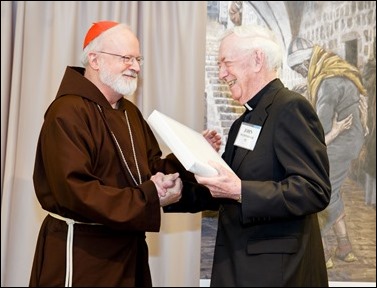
{"left": 97, "top": 105, "right": 142, "bottom": 186}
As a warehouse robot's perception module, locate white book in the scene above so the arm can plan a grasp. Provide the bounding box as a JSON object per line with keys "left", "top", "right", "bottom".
{"left": 147, "top": 110, "right": 234, "bottom": 177}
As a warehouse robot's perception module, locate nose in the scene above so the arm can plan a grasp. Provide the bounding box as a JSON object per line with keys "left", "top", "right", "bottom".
{"left": 129, "top": 60, "right": 141, "bottom": 72}
{"left": 218, "top": 64, "right": 228, "bottom": 80}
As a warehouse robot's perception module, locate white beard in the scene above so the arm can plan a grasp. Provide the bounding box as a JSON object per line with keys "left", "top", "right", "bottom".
{"left": 99, "top": 65, "right": 138, "bottom": 97}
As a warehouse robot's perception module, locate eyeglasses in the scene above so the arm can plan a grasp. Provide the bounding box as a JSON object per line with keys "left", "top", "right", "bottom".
{"left": 97, "top": 51, "right": 144, "bottom": 66}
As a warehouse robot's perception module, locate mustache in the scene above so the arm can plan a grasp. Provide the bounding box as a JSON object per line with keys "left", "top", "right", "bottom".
{"left": 123, "top": 70, "right": 138, "bottom": 78}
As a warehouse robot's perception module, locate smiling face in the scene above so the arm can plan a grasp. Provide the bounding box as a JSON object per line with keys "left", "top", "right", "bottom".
{"left": 218, "top": 35, "right": 248, "bottom": 104}
{"left": 218, "top": 33, "right": 264, "bottom": 105}
{"left": 96, "top": 28, "right": 141, "bottom": 97}
{"left": 84, "top": 25, "right": 142, "bottom": 101}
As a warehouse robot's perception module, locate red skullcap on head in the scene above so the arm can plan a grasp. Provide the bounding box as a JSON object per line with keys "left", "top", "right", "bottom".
{"left": 83, "top": 21, "right": 119, "bottom": 49}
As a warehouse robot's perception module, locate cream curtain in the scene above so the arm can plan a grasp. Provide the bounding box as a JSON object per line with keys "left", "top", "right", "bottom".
{"left": 1, "top": 1, "right": 207, "bottom": 286}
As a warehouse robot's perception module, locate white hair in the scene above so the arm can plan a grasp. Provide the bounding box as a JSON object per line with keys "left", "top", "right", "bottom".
{"left": 220, "top": 25, "right": 283, "bottom": 71}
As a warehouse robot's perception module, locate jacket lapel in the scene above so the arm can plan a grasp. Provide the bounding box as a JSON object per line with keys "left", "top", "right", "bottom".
{"left": 230, "top": 84, "right": 284, "bottom": 172}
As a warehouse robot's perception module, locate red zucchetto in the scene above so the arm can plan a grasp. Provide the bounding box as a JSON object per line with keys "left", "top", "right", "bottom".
{"left": 83, "top": 21, "right": 119, "bottom": 49}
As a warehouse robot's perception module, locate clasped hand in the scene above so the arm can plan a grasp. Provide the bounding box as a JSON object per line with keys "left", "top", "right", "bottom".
{"left": 150, "top": 172, "right": 182, "bottom": 206}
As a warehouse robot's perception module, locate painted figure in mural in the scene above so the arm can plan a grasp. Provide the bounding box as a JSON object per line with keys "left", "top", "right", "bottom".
{"left": 29, "top": 21, "right": 220, "bottom": 287}
{"left": 166, "top": 24, "right": 331, "bottom": 286}
{"left": 229, "top": 1, "right": 243, "bottom": 26}
{"left": 287, "top": 37, "right": 369, "bottom": 269}
{"left": 361, "top": 43, "right": 376, "bottom": 208}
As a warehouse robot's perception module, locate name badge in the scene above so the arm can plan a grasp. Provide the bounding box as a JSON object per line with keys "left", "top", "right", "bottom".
{"left": 234, "top": 122, "right": 261, "bottom": 151}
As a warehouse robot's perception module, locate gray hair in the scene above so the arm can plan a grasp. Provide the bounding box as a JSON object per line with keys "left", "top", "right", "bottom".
{"left": 221, "top": 25, "right": 282, "bottom": 71}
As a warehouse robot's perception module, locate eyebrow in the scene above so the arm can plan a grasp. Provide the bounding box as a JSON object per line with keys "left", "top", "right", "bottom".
{"left": 217, "top": 57, "right": 226, "bottom": 64}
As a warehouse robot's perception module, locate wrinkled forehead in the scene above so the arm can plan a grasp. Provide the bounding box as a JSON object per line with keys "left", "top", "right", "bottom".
{"left": 218, "top": 33, "right": 243, "bottom": 60}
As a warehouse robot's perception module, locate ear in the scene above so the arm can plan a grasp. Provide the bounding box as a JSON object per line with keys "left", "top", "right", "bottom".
{"left": 88, "top": 51, "right": 100, "bottom": 70}
{"left": 252, "top": 49, "right": 264, "bottom": 72}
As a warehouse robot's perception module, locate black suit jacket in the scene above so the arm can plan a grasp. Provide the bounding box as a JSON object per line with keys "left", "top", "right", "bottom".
{"left": 166, "top": 79, "right": 331, "bottom": 287}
